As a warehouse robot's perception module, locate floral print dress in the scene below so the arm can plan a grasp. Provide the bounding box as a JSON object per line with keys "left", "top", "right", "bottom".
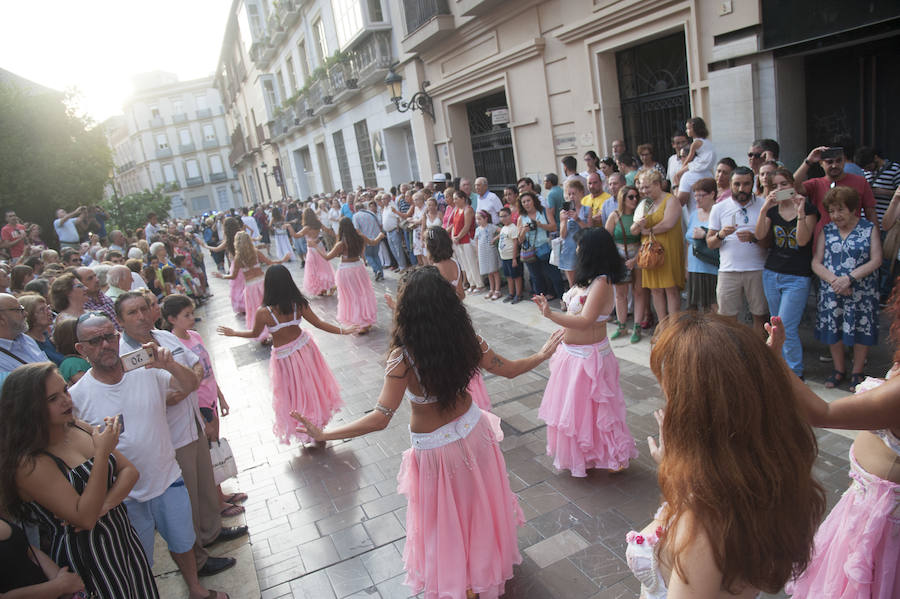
{"left": 815, "top": 219, "right": 878, "bottom": 346}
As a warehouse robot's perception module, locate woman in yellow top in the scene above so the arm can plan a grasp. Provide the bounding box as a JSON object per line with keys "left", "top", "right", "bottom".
{"left": 631, "top": 170, "right": 685, "bottom": 322}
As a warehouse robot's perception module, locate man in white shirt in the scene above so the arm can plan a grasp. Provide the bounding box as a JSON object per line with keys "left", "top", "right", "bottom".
{"left": 144, "top": 212, "right": 160, "bottom": 241}
{"left": 666, "top": 131, "right": 690, "bottom": 188}
{"left": 380, "top": 194, "right": 407, "bottom": 270}
{"left": 0, "top": 293, "right": 48, "bottom": 385}
{"left": 474, "top": 177, "right": 503, "bottom": 225}
{"left": 54, "top": 207, "right": 83, "bottom": 249}
{"left": 706, "top": 166, "right": 769, "bottom": 333}
{"left": 600, "top": 173, "right": 626, "bottom": 227}
{"left": 70, "top": 313, "right": 231, "bottom": 599}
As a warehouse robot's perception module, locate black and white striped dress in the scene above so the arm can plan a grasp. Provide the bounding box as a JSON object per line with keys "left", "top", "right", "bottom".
{"left": 28, "top": 447, "right": 159, "bottom": 598}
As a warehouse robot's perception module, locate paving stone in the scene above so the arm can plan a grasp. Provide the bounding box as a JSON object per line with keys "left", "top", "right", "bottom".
{"left": 326, "top": 556, "right": 374, "bottom": 597}
{"left": 523, "top": 529, "right": 590, "bottom": 569}
{"left": 330, "top": 522, "right": 376, "bottom": 560}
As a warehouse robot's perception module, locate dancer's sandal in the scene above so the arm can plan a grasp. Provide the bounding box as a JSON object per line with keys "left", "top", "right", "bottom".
{"left": 824, "top": 370, "right": 845, "bottom": 389}
{"left": 610, "top": 322, "right": 628, "bottom": 340}
{"left": 220, "top": 504, "right": 244, "bottom": 517}
{"left": 630, "top": 324, "right": 641, "bottom": 344}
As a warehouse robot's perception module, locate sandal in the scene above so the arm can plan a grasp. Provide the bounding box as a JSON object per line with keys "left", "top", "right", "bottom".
{"left": 630, "top": 324, "right": 641, "bottom": 344}
{"left": 848, "top": 372, "right": 866, "bottom": 392}
{"left": 223, "top": 492, "right": 248, "bottom": 504}
{"left": 610, "top": 322, "right": 628, "bottom": 340}
{"left": 220, "top": 503, "right": 245, "bottom": 517}
{"left": 824, "top": 370, "right": 845, "bottom": 389}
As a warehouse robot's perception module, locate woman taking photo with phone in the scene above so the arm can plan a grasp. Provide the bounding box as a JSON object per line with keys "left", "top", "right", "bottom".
{"left": 0, "top": 363, "right": 158, "bottom": 598}
{"left": 753, "top": 168, "right": 818, "bottom": 379}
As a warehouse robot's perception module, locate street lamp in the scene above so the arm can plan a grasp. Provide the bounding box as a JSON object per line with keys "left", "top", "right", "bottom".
{"left": 384, "top": 64, "right": 435, "bottom": 122}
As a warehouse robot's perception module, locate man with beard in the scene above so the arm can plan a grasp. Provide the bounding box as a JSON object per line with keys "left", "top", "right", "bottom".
{"left": 707, "top": 167, "right": 769, "bottom": 333}
{"left": 794, "top": 145, "right": 877, "bottom": 238}
{"left": 0, "top": 293, "right": 47, "bottom": 381}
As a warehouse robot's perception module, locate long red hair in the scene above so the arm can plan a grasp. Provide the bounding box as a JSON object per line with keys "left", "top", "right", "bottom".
{"left": 650, "top": 312, "right": 825, "bottom": 593}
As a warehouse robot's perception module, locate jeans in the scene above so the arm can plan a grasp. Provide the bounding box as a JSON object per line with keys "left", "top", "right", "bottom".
{"left": 403, "top": 228, "right": 416, "bottom": 265}
{"left": 364, "top": 244, "right": 383, "bottom": 275}
{"left": 386, "top": 229, "right": 407, "bottom": 269}
{"left": 762, "top": 269, "right": 811, "bottom": 377}
{"left": 293, "top": 235, "right": 307, "bottom": 259}
{"left": 525, "top": 254, "right": 564, "bottom": 298}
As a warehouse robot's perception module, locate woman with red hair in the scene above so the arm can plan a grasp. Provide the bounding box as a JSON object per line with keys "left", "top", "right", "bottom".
{"left": 628, "top": 312, "right": 825, "bottom": 597}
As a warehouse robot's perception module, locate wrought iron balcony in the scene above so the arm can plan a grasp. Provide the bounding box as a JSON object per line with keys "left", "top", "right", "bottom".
{"left": 403, "top": 0, "right": 450, "bottom": 34}
{"left": 173, "top": 113, "right": 188, "bottom": 123}
{"left": 185, "top": 176, "right": 204, "bottom": 187}
{"left": 179, "top": 143, "right": 195, "bottom": 154}
{"left": 308, "top": 78, "right": 335, "bottom": 116}
{"left": 156, "top": 148, "right": 173, "bottom": 159}
{"left": 279, "top": 0, "right": 300, "bottom": 28}
{"left": 293, "top": 95, "right": 313, "bottom": 123}
{"left": 228, "top": 125, "right": 247, "bottom": 166}
{"left": 329, "top": 62, "right": 359, "bottom": 103}
{"left": 196, "top": 108, "right": 213, "bottom": 118}
{"left": 202, "top": 138, "right": 219, "bottom": 149}
{"left": 249, "top": 39, "right": 269, "bottom": 68}
{"left": 209, "top": 172, "right": 228, "bottom": 182}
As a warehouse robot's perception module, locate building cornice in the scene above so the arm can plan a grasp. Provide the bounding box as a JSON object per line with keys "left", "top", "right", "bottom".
{"left": 425, "top": 37, "right": 546, "bottom": 97}
{"left": 554, "top": 0, "right": 688, "bottom": 44}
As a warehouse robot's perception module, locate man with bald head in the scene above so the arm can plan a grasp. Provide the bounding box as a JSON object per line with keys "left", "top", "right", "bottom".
{"left": 75, "top": 266, "right": 119, "bottom": 329}
{"left": 0, "top": 293, "right": 48, "bottom": 382}
{"left": 70, "top": 313, "right": 231, "bottom": 598}
{"left": 581, "top": 172, "right": 612, "bottom": 227}
{"left": 600, "top": 172, "right": 627, "bottom": 227}
{"left": 474, "top": 177, "right": 503, "bottom": 224}
{"left": 108, "top": 230, "right": 127, "bottom": 252}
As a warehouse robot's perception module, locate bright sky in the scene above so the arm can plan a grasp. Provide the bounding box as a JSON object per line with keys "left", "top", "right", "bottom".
{"left": 1, "top": 0, "right": 231, "bottom": 123}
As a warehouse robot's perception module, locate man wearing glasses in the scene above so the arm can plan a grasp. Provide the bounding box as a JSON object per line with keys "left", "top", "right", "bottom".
{"left": 707, "top": 166, "right": 769, "bottom": 333}
{"left": 0, "top": 294, "right": 49, "bottom": 383}
{"left": 794, "top": 145, "right": 878, "bottom": 239}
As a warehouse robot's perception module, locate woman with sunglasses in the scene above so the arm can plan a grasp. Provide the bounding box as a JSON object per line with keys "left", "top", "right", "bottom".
{"left": 0, "top": 362, "right": 159, "bottom": 598}
{"left": 606, "top": 185, "right": 645, "bottom": 342}
{"left": 49, "top": 273, "right": 87, "bottom": 323}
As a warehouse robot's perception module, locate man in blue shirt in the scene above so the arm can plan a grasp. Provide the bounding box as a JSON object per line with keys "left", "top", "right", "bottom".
{"left": 543, "top": 173, "right": 564, "bottom": 228}
{"left": 352, "top": 199, "right": 385, "bottom": 281}
{"left": 0, "top": 294, "right": 48, "bottom": 384}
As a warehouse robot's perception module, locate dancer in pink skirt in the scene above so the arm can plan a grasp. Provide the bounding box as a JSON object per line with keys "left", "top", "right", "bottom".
{"left": 215, "top": 232, "right": 289, "bottom": 341}
{"left": 291, "top": 207, "right": 336, "bottom": 296}
{"left": 204, "top": 217, "right": 245, "bottom": 313}
{"left": 293, "top": 267, "right": 561, "bottom": 599}
{"left": 325, "top": 217, "right": 383, "bottom": 334}
{"left": 533, "top": 228, "right": 637, "bottom": 476}
{"left": 769, "top": 299, "right": 900, "bottom": 597}
{"left": 218, "top": 264, "right": 355, "bottom": 445}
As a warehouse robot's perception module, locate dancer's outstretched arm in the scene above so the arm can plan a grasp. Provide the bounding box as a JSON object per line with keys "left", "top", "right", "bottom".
{"left": 480, "top": 329, "right": 563, "bottom": 378}
{"left": 300, "top": 304, "right": 359, "bottom": 336}
{"left": 217, "top": 307, "right": 269, "bottom": 339}
{"left": 323, "top": 240, "right": 345, "bottom": 261}
{"left": 293, "top": 348, "right": 408, "bottom": 441}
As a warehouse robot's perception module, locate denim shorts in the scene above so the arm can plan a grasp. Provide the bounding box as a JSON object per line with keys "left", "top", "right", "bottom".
{"left": 501, "top": 258, "right": 523, "bottom": 279}
{"left": 124, "top": 479, "right": 196, "bottom": 565}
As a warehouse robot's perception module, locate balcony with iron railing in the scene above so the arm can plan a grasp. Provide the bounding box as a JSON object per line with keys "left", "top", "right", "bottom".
{"left": 401, "top": 0, "right": 454, "bottom": 54}
{"left": 173, "top": 113, "right": 188, "bottom": 124}
{"left": 178, "top": 142, "right": 195, "bottom": 154}
{"left": 267, "top": 12, "right": 287, "bottom": 46}
{"left": 156, "top": 147, "right": 173, "bottom": 159}
{"left": 307, "top": 78, "right": 335, "bottom": 116}
{"left": 209, "top": 171, "right": 228, "bottom": 182}
{"left": 228, "top": 125, "right": 247, "bottom": 166}
{"left": 249, "top": 38, "right": 269, "bottom": 69}
{"left": 329, "top": 61, "right": 359, "bottom": 104}
{"left": 202, "top": 138, "right": 219, "bottom": 149}
{"left": 278, "top": 0, "right": 300, "bottom": 28}
{"left": 196, "top": 108, "right": 212, "bottom": 118}
{"left": 185, "top": 175, "right": 204, "bottom": 187}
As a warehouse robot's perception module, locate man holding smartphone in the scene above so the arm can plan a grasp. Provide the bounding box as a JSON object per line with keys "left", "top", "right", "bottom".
{"left": 794, "top": 145, "right": 878, "bottom": 238}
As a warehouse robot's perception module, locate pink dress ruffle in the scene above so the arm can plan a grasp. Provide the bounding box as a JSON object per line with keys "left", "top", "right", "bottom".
{"left": 243, "top": 275, "right": 268, "bottom": 341}
{"left": 786, "top": 447, "right": 900, "bottom": 598}
{"left": 397, "top": 403, "right": 523, "bottom": 599}
{"left": 467, "top": 371, "right": 491, "bottom": 411}
{"left": 335, "top": 261, "right": 376, "bottom": 327}
{"left": 269, "top": 331, "right": 343, "bottom": 444}
{"left": 538, "top": 340, "right": 637, "bottom": 477}
{"left": 303, "top": 245, "right": 336, "bottom": 295}
{"left": 228, "top": 260, "right": 245, "bottom": 313}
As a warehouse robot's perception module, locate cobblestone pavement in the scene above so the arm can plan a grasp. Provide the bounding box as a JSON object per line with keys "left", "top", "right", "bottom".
{"left": 161, "top": 257, "right": 859, "bottom": 599}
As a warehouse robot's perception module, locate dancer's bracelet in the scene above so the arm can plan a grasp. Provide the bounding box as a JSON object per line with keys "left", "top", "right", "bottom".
{"left": 374, "top": 403, "right": 395, "bottom": 418}
{"left": 339, "top": 325, "right": 344, "bottom": 335}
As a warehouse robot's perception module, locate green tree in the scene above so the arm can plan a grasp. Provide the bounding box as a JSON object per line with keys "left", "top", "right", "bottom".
{"left": 0, "top": 83, "right": 111, "bottom": 244}
{"left": 100, "top": 184, "right": 172, "bottom": 234}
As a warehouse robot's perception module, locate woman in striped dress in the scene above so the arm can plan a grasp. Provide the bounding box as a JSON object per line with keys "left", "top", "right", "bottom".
{"left": 0, "top": 363, "right": 158, "bottom": 599}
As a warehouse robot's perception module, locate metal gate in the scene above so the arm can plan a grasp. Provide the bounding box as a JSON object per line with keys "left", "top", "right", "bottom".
{"left": 467, "top": 92, "right": 517, "bottom": 189}
{"left": 616, "top": 32, "right": 690, "bottom": 162}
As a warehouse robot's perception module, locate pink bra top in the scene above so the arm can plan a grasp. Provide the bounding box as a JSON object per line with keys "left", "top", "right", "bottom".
{"left": 386, "top": 349, "right": 439, "bottom": 404}
{"left": 265, "top": 306, "right": 303, "bottom": 332}
{"left": 562, "top": 277, "right": 609, "bottom": 321}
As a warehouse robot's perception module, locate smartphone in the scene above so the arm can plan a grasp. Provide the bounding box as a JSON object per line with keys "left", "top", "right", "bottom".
{"left": 101, "top": 414, "right": 125, "bottom": 434}
{"left": 821, "top": 147, "right": 843, "bottom": 160}
{"left": 775, "top": 188, "right": 794, "bottom": 203}
{"left": 730, "top": 213, "right": 737, "bottom": 227}
{"left": 561, "top": 200, "right": 572, "bottom": 212}
{"left": 121, "top": 347, "right": 154, "bottom": 372}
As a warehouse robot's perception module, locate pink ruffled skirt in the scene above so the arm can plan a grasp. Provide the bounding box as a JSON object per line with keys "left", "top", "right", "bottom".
{"left": 786, "top": 447, "right": 900, "bottom": 598}
{"left": 398, "top": 402, "right": 523, "bottom": 599}
{"left": 303, "top": 247, "right": 336, "bottom": 295}
{"left": 269, "top": 331, "right": 343, "bottom": 444}
{"left": 538, "top": 339, "right": 637, "bottom": 477}
{"left": 229, "top": 262, "right": 245, "bottom": 313}
{"left": 243, "top": 275, "right": 269, "bottom": 340}
{"left": 335, "top": 261, "right": 376, "bottom": 327}
{"left": 468, "top": 371, "right": 491, "bottom": 411}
